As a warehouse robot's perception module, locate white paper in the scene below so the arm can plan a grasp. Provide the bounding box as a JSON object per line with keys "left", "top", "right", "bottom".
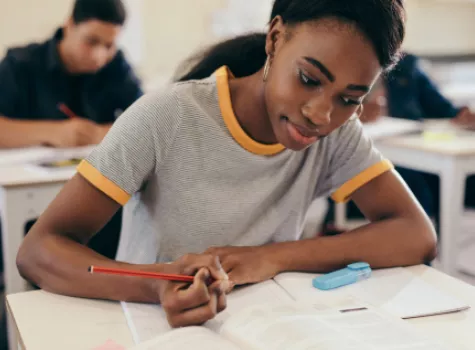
{"left": 221, "top": 304, "right": 450, "bottom": 350}
{"left": 127, "top": 326, "right": 240, "bottom": 350}
{"left": 274, "top": 268, "right": 469, "bottom": 319}
{"left": 0, "top": 145, "right": 95, "bottom": 167}
{"left": 122, "top": 280, "right": 292, "bottom": 344}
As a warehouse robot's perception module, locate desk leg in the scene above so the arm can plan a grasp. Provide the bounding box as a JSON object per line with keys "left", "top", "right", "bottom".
{"left": 0, "top": 188, "right": 30, "bottom": 350}
{"left": 439, "top": 162, "right": 465, "bottom": 276}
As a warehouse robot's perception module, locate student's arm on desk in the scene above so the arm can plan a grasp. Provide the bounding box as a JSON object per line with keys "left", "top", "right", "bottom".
{"left": 271, "top": 170, "right": 437, "bottom": 273}
{"left": 16, "top": 174, "right": 229, "bottom": 327}
{"left": 209, "top": 172, "right": 437, "bottom": 285}
{"left": 0, "top": 116, "right": 110, "bottom": 148}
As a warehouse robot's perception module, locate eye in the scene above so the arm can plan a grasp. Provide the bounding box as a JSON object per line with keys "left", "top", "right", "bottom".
{"left": 341, "top": 96, "right": 362, "bottom": 106}
{"left": 299, "top": 70, "right": 321, "bottom": 87}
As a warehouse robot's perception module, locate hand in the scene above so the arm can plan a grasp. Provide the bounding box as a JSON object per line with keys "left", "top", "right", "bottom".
{"left": 158, "top": 253, "right": 230, "bottom": 328}
{"left": 451, "top": 107, "right": 475, "bottom": 129}
{"left": 204, "top": 245, "right": 281, "bottom": 287}
{"left": 48, "top": 118, "right": 110, "bottom": 148}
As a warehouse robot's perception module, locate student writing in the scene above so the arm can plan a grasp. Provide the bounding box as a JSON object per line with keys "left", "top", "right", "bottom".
{"left": 18, "top": 0, "right": 436, "bottom": 329}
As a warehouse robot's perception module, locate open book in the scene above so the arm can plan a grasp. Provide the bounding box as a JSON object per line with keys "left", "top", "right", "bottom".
{"left": 127, "top": 302, "right": 453, "bottom": 350}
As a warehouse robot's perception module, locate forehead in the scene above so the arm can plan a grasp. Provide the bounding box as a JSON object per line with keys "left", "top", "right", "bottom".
{"left": 284, "top": 19, "right": 382, "bottom": 86}
{"left": 74, "top": 19, "right": 122, "bottom": 40}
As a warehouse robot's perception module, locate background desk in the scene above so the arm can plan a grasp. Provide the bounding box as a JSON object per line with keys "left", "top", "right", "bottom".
{"left": 0, "top": 146, "right": 94, "bottom": 350}
{"left": 376, "top": 135, "right": 475, "bottom": 276}
{"left": 6, "top": 265, "right": 475, "bottom": 350}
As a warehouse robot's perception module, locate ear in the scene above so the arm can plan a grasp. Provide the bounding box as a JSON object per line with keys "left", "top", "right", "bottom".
{"left": 63, "top": 17, "right": 75, "bottom": 35}
{"left": 265, "top": 15, "right": 286, "bottom": 59}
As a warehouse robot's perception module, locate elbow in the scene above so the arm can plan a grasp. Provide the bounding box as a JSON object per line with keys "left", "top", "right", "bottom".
{"left": 413, "top": 219, "right": 438, "bottom": 265}
{"left": 16, "top": 235, "right": 43, "bottom": 285}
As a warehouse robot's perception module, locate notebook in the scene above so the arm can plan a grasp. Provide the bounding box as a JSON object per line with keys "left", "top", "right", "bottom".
{"left": 121, "top": 280, "right": 292, "bottom": 344}
{"left": 273, "top": 267, "right": 470, "bottom": 319}
{"left": 127, "top": 301, "right": 453, "bottom": 350}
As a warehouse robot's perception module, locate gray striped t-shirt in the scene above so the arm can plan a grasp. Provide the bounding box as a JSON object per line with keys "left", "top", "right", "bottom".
{"left": 78, "top": 66, "right": 392, "bottom": 264}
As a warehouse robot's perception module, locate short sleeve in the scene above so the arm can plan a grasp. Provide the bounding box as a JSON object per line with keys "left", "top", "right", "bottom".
{"left": 316, "top": 118, "right": 393, "bottom": 202}
{"left": 77, "top": 88, "right": 182, "bottom": 205}
{"left": 0, "top": 54, "right": 25, "bottom": 117}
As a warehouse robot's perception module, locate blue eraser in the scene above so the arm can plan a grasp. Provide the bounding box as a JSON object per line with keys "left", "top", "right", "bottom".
{"left": 312, "top": 262, "right": 371, "bottom": 290}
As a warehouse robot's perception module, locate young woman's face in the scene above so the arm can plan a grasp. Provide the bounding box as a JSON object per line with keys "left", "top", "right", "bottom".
{"left": 264, "top": 18, "right": 382, "bottom": 151}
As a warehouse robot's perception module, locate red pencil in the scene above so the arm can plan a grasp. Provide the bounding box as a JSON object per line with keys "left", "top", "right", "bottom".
{"left": 88, "top": 265, "right": 195, "bottom": 283}
{"left": 58, "top": 103, "right": 77, "bottom": 119}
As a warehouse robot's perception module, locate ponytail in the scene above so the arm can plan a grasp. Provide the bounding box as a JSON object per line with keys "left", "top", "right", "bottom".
{"left": 175, "top": 33, "right": 266, "bottom": 82}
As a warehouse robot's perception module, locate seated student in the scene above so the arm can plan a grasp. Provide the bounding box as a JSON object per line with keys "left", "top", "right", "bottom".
{"left": 0, "top": 0, "right": 142, "bottom": 149}
{"left": 358, "top": 53, "right": 475, "bottom": 226}
{"left": 0, "top": 0, "right": 142, "bottom": 260}
{"left": 17, "top": 0, "right": 436, "bottom": 328}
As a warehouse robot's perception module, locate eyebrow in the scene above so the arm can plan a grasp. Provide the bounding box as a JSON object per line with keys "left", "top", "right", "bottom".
{"left": 303, "top": 56, "right": 371, "bottom": 93}
{"left": 347, "top": 84, "right": 370, "bottom": 93}
{"left": 304, "top": 57, "right": 335, "bottom": 82}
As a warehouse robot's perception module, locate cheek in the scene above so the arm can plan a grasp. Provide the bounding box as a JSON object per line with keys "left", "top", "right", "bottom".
{"left": 266, "top": 70, "right": 305, "bottom": 118}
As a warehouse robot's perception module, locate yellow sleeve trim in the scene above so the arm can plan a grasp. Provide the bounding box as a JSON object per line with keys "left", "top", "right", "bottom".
{"left": 215, "top": 66, "right": 285, "bottom": 156}
{"left": 331, "top": 159, "right": 394, "bottom": 203}
{"left": 77, "top": 160, "right": 131, "bottom": 206}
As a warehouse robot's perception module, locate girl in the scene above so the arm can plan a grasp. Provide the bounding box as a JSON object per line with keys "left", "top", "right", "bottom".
{"left": 18, "top": 0, "right": 436, "bottom": 328}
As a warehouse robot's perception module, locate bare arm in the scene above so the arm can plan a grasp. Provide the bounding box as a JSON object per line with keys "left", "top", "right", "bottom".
{"left": 0, "top": 116, "right": 58, "bottom": 148}
{"left": 269, "top": 170, "right": 437, "bottom": 272}
{"left": 16, "top": 174, "right": 165, "bottom": 302}
{"left": 0, "top": 116, "right": 111, "bottom": 149}
{"left": 211, "top": 170, "right": 438, "bottom": 285}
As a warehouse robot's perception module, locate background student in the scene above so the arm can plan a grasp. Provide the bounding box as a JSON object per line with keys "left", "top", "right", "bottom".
{"left": 17, "top": 0, "right": 436, "bottom": 328}
{"left": 0, "top": 0, "right": 142, "bottom": 149}
{"left": 357, "top": 52, "right": 475, "bottom": 228}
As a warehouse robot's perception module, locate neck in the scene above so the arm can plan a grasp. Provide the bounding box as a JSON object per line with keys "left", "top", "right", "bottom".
{"left": 228, "top": 70, "right": 278, "bottom": 145}
{"left": 57, "top": 39, "right": 78, "bottom": 74}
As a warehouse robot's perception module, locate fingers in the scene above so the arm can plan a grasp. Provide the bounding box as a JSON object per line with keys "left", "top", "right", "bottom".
{"left": 167, "top": 292, "right": 219, "bottom": 328}
{"left": 209, "top": 280, "right": 229, "bottom": 310}
{"left": 163, "top": 268, "right": 227, "bottom": 328}
{"left": 180, "top": 253, "right": 229, "bottom": 282}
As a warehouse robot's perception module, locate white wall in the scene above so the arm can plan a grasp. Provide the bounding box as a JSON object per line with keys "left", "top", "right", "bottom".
{"left": 403, "top": 0, "right": 475, "bottom": 55}
{"left": 1, "top": 0, "right": 475, "bottom": 86}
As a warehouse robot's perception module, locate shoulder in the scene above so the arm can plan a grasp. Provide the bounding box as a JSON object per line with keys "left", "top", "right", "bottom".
{"left": 3, "top": 41, "right": 47, "bottom": 68}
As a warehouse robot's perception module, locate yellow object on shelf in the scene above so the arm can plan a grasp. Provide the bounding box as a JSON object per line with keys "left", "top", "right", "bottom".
{"left": 422, "top": 130, "right": 456, "bottom": 142}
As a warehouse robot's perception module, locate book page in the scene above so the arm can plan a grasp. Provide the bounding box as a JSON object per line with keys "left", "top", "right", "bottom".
{"left": 127, "top": 327, "right": 241, "bottom": 350}
{"left": 221, "top": 303, "right": 452, "bottom": 350}
{"left": 122, "top": 280, "right": 292, "bottom": 344}
{"left": 274, "top": 268, "right": 469, "bottom": 319}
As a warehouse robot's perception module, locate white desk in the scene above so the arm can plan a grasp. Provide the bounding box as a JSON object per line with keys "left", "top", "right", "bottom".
{"left": 376, "top": 134, "right": 475, "bottom": 276}
{"left": 0, "top": 146, "right": 94, "bottom": 350}
{"left": 6, "top": 265, "right": 475, "bottom": 350}
{"left": 335, "top": 120, "right": 475, "bottom": 276}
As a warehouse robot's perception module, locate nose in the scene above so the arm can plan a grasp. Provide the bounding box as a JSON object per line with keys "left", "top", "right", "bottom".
{"left": 301, "top": 96, "right": 332, "bottom": 127}
{"left": 91, "top": 47, "right": 108, "bottom": 68}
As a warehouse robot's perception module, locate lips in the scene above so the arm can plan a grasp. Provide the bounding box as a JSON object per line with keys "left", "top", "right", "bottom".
{"left": 283, "top": 117, "right": 319, "bottom": 146}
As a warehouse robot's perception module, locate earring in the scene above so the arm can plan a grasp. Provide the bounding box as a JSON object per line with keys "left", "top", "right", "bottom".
{"left": 263, "top": 56, "right": 270, "bottom": 82}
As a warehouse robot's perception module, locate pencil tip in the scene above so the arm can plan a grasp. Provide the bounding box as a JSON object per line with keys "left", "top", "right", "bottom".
{"left": 88, "top": 266, "right": 93, "bottom": 273}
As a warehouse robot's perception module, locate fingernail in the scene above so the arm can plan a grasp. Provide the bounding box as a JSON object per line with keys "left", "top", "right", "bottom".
{"left": 214, "top": 256, "right": 223, "bottom": 269}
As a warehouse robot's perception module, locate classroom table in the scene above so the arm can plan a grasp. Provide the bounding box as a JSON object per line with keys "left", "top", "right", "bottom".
{"left": 335, "top": 120, "right": 475, "bottom": 277}
{"left": 6, "top": 265, "right": 475, "bottom": 350}
{"left": 376, "top": 134, "right": 475, "bottom": 276}
{"left": 0, "top": 146, "right": 94, "bottom": 350}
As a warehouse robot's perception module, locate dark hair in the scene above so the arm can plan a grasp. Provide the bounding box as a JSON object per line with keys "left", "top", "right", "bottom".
{"left": 72, "top": 0, "right": 126, "bottom": 25}
{"left": 176, "top": 0, "right": 405, "bottom": 81}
